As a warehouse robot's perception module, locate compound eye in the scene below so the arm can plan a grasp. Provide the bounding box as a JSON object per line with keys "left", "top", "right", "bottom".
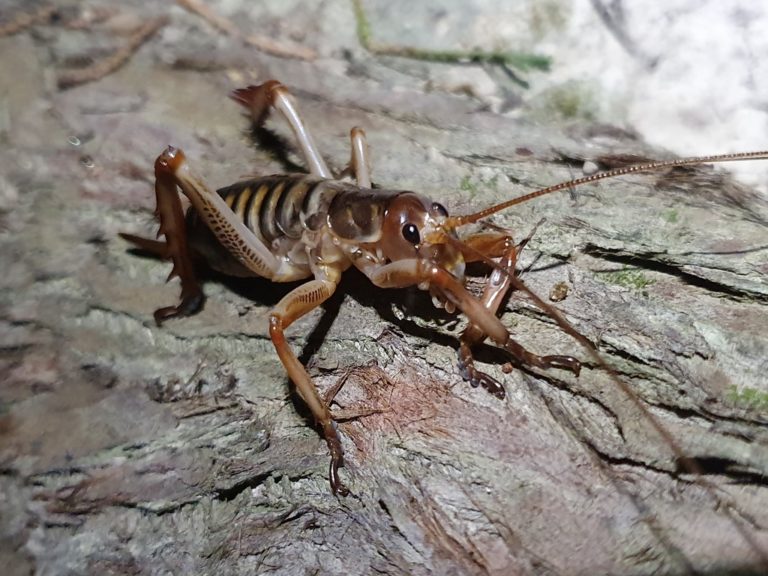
{"left": 432, "top": 202, "right": 449, "bottom": 217}
{"left": 402, "top": 223, "right": 420, "bottom": 245}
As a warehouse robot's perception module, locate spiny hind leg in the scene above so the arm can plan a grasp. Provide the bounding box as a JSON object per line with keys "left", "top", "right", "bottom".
{"left": 120, "top": 230, "right": 205, "bottom": 324}
{"left": 124, "top": 146, "right": 282, "bottom": 324}
{"left": 120, "top": 150, "right": 205, "bottom": 325}
{"left": 231, "top": 81, "right": 332, "bottom": 178}
{"left": 154, "top": 146, "right": 280, "bottom": 279}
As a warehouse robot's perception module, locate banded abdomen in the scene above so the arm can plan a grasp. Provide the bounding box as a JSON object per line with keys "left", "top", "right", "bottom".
{"left": 187, "top": 173, "right": 409, "bottom": 279}
{"left": 186, "top": 174, "right": 346, "bottom": 278}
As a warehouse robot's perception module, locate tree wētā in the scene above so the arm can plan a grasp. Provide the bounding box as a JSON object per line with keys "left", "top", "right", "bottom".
{"left": 120, "top": 80, "right": 768, "bottom": 565}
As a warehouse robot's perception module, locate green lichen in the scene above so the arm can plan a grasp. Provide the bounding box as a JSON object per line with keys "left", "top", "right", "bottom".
{"left": 531, "top": 81, "right": 597, "bottom": 122}
{"left": 662, "top": 209, "right": 679, "bottom": 223}
{"left": 459, "top": 173, "right": 499, "bottom": 199}
{"left": 387, "top": 47, "right": 550, "bottom": 72}
{"left": 550, "top": 84, "right": 594, "bottom": 119}
{"left": 460, "top": 175, "right": 477, "bottom": 194}
{"left": 530, "top": 0, "right": 568, "bottom": 41}
{"left": 351, "top": 0, "right": 372, "bottom": 49}
{"left": 602, "top": 266, "right": 655, "bottom": 290}
{"left": 726, "top": 386, "right": 768, "bottom": 413}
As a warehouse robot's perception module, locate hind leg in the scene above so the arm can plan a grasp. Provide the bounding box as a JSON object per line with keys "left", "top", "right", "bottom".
{"left": 120, "top": 150, "right": 204, "bottom": 325}
{"left": 231, "top": 81, "right": 332, "bottom": 178}
{"left": 119, "top": 231, "right": 204, "bottom": 324}
{"left": 122, "top": 146, "right": 283, "bottom": 324}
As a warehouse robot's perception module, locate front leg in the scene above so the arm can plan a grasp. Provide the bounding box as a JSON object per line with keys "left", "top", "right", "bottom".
{"left": 367, "top": 259, "right": 580, "bottom": 382}
{"left": 268, "top": 276, "right": 348, "bottom": 494}
{"left": 457, "top": 224, "right": 547, "bottom": 398}
{"left": 458, "top": 234, "right": 517, "bottom": 399}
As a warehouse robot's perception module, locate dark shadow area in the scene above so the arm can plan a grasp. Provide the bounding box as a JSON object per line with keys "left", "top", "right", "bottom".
{"left": 246, "top": 123, "right": 306, "bottom": 175}
{"left": 674, "top": 456, "right": 768, "bottom": 486}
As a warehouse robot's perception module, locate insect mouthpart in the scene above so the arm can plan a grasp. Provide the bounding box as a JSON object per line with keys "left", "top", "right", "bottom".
{"left": 420, "top": 240, "right": 466, "bottom": 281}
{"left": 428, "top": 285, "right": 457, "bottom": 314}
{"left": 415, "top": 238, "right": 464, "bottom": 315}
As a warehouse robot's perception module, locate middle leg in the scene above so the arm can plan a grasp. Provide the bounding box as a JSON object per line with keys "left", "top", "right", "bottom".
{"left": 348, "top": 127, "right": 372, "bottom": 188}
{"left": 267, "top": 274, "right": 349, "bottom": 495}
{"left": 336, "top": 126, "right": 372, "bottom": 186}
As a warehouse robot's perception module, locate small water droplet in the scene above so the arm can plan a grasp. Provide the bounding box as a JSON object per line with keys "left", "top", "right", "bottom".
{"left": 67, "top": 136, "right": 81, "bottom": 147}
{"left": 80, "top": 155, "right": 95, "bottom": 168}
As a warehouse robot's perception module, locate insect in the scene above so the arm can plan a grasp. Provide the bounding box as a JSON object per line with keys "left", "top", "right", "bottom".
{"left": 120, "top": 79, "right": 767, "bottom": 528}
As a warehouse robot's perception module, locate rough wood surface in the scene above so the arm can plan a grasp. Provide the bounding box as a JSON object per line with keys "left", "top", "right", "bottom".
{"left": 1, "top": 2, "right": 767, "bottom": 575}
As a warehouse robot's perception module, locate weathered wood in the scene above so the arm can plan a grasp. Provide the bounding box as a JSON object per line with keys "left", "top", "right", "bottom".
{"left": 1, "top": 2, "right": 767, "bottom": 575}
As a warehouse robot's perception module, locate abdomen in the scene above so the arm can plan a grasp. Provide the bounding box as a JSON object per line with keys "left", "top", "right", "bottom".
{"left": 186, "top": 174, "right": 344, "bottom": 278}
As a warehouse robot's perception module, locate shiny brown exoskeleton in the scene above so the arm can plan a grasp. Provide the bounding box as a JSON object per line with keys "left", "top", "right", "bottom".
{"left": 121, "top": 80, "right": 768, "bottom": 496}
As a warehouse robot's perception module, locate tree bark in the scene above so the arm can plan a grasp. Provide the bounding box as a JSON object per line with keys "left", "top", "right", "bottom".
{"left": 1, "top": 2, "right": 767, "bottom": 575}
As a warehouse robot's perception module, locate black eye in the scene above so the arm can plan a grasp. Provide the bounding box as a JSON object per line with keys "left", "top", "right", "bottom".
{"left": 432, "top": 202, "right": 448, "bottom": 217}
{"left": 402, "top": 223, "right": 420, "bottom": 245}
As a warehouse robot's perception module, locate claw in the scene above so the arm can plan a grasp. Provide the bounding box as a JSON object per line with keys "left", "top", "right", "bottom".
{"left": 329, "top": 457, "right": 349, "bottom": 497}
{"left": 153, "top": 291, "right": 204, "bottom": 326}
{"left": 473, "top": 371, "right": 506, "bottom": 399}
{"left": 542, "top": 355, "right": 581, "bottom": 376}
{"left": 326, "top": 431, "right": 349, "bottom": 496}
{"left": 457, "top": 351, "right": 507, "bottom": 399}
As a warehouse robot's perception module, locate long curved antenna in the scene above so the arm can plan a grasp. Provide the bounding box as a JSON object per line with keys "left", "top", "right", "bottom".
{"left": 446, "top": 151, "right": 768, "bottom": 228}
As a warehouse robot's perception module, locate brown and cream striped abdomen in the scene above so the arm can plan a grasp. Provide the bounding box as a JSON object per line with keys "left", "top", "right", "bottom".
{"left": 186, "top": 174, "right": 408, "bottom": 277}
{"left": 215, "top": 174, "right": 340, "bottom": 247}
